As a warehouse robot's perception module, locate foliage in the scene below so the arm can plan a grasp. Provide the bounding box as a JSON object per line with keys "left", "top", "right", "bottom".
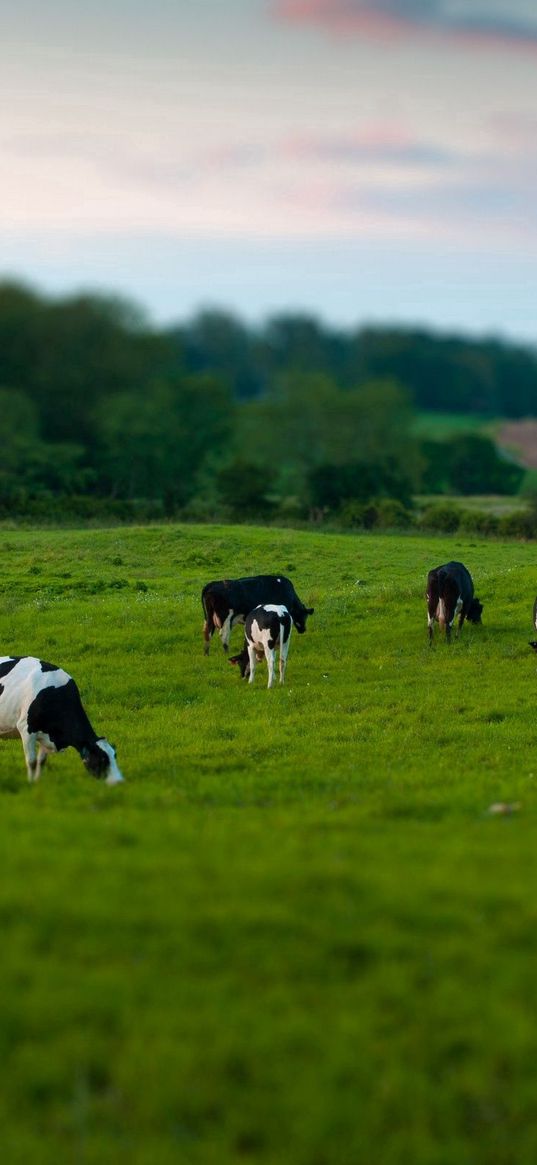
{"left": 215, "top": 458, "right": 276, "bottom": 519}
{"left": 418, "top": 502, "right": 463, "bottom": 532}
{"left": 420, "top": 433, "right": 525, "bottom": 496}
{"left": 0, "top": 280, "right": 532, "bottom": 522}
{"left": 2, "top": 524, "right": 537, "bottom": 1164}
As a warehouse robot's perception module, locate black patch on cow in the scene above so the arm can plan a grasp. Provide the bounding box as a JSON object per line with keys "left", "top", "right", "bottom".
{"left": 0, "top": 658, "right": 20, "bottom": 678}
{"left": 40, "top": 660, "right": 60, "bottom": 672}
{"left": 81, "top": 741, "right": 111, "bottom": 777}
{"left": 27, "top": 677, "right": 98, "bottom": 754}
{"left": 0, "top": 684, "right": 3, "bottom": 698}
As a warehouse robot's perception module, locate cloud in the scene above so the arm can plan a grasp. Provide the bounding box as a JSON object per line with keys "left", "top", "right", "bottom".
{"left": 272, "top": 0, "right": 537, "bottom": 50}
{"left": 288, "top": 128, "right": 460, "bottom": 169}
{"left": 337, "top": 167, "right": 537, "bottom": 243}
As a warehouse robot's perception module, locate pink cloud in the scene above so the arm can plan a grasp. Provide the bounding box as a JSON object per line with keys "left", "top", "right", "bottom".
{"left": 271, "top": 0, "right": 537, "bottom": 52}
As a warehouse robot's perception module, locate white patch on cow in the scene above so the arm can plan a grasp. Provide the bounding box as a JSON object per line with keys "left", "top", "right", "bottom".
{"left": 219, "top": 610, "right": 233, "bottom": 650}
{"left": 0, "top": 658, "right": 70, "bottom": 740}
{"left": 97, "top": 739, "right": 124, "bottom": 785}
{"left": 450, "top": 595, "right": 463, "bottom": 628}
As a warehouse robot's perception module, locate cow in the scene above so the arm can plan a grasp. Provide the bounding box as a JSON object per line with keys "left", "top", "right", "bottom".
{"left": 201, "top": 574, "right": 314, "bottom": 654}
{"left": 529, "top": 597, "right": 537, "bottom": 650}
{"left": 426, "top": 561, "right": 483, "bottom": 643}
{"left": 229, "top": 604, "right": 292, "bottom": 688}
{"left": 0, "top": 656, "right": 124, "bottom": 784}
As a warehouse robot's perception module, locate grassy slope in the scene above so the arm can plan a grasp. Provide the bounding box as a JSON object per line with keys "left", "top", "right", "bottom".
{"left": 1, "top": 524, "right": 537, "bottom": 1164}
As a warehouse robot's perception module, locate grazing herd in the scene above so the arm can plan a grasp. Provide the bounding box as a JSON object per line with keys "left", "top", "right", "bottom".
{"left": 201, "top": 574, "right": 314, "bottom": 655}
{"left": 4, "top": 551, "right": 537, "bottom": 785}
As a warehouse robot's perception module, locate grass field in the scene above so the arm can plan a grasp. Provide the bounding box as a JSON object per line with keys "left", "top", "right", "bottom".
{"left": 2, "top": 523, "right": 537, "bottom": 1164}
{"left": 413, "top": 412, "right": 496, "bottom": 438}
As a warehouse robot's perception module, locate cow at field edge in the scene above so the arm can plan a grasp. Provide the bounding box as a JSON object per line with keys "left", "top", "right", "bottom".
{"left": 229, "top": 604, "right": 292, "bottom": 688}
{"left": 201, "top": 574, "right": 314, "bottom": 654}
{"left": 529, "top": 597, "right": 537, "bottom": 650}
{"left": 0, "top": 656, "right": 124, "bottom": 784}
{"left": 426, "top": 561, "right": 483, "bottom": 643}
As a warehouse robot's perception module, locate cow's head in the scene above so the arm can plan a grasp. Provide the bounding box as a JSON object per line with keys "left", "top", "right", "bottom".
{"left": 229, "top": 648, "right": 250, "bottom": 679}
{"left": 467, "top": 598, "right": 483, "bottom": 624}
{"left": 293, "top": 605, "right": 315, "bottom": 634}
{"left": 81, "top": 739, "right": 124, "bottom": 785}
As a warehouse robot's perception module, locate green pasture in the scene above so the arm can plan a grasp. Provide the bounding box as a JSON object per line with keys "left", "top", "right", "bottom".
{"left": 2, "top": 523, "right": 537, "bottom": 1164}
{"left": 413, "top": 411, "right": 495, "bottom": 437}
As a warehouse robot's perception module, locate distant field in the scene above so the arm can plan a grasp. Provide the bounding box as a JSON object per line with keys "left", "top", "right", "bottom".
{"left": 497, "top": 419, "right": 537, "bottom": 469}
{"left": 413, "top": 412, "right": 496, "bottom": 437}
{"left": 2, "top": 523, "right": 537, "bottom": 1164}
{"left": 416, "top": 493, "right": 527, "bottom": 515}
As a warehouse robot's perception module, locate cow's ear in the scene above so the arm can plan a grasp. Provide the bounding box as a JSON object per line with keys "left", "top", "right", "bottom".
{"left": 81, "top": 747, "right": 89, "bottom": 761}
{"left": 306, "top": 607, "right": 315, "bottom": 615}
{"left": 229, "top": 655, "right": 239, "bottom": 665}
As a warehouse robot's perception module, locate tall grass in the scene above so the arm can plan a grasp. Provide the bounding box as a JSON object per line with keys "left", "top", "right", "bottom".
{"left": 1, "top": 524, "right": 537, "bottom": 1164}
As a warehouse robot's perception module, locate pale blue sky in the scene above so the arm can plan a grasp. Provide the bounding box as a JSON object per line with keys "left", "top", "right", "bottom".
{"left": 2, "top": 0, "right": 536, "bottom": 340}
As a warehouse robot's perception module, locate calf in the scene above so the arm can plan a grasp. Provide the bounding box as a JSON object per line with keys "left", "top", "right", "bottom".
{"left": 202, "top": 574, "right": 313, "bottom": 654}
{"left": 426, "top": 561, "right": 483, "bottom": 643}
{"left": 229, "top": 604, "right": 292, "bottom": 688}
{"left": 0, "top": 656, "right": 124, "bottom": 784}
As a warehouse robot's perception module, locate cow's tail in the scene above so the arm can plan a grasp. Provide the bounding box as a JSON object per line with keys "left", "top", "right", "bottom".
{"left": 202, "top": 590, "right": 214, "bottom": 655}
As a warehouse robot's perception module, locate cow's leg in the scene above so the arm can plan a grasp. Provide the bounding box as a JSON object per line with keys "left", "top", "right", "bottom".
{"left": 203, "top": 619, "right": 212, "bottom": 655}
{"left": 247, "top": 643, "right": 257, "bottom": 684}
{"left": 264, "top": 645, "right": 276, "bottom": 688}
{"left": 279, "top": 638, "right": 290, "bottom": 684}
{"left": 427, "top": 610, "right": 435, "bottom": 643}
{"left": 18, "top": 724, "right": 39, "bottom": 782}
{"left": 36, "top": 742, "right": 51, "bottom": 778}
{"left": 455, "top": 597, "right": 465, "bottom": 637}
{"left": 219, "top": 610, "right": 234, "bottom": 653}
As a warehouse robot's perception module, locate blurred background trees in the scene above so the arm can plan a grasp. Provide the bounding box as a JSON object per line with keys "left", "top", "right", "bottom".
{"left": 0, "top": 279, "right": 534, "bottom": 522}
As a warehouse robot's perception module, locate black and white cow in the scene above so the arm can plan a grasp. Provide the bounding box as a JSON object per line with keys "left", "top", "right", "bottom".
{"left": 426, "top": 561, "right": 483, "bottom": 643}
{"left": 529, "top": 597, "right": 537, "bottom": 650}
{"left": 229, "top": 604, "right": 293, "bottom": 688}
{"left": 0, "top": 656, "right": 124, "bottom": 784}
{"left": 202, "top": 574, "right": 313, "bottom": 654}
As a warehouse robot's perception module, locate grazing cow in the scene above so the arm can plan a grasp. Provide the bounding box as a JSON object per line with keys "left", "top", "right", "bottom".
{"left": 229, "top": 604, "right": 292, "bottom": 688}
{"left": 529, "top": 597, "right": 537, "bottom": 650}
{"left": 0, "top": 656, "right": 124, "bottom": 784}
{"left": 202, "top": 574, "right": 314, "bottom": 654}
{"left": 426, "top": 561, "right": 483, "bottom": 643}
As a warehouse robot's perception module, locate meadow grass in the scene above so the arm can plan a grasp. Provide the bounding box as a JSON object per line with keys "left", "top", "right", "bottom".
{"left": 1, "top": 523, "right": 537, "bottom": 1164}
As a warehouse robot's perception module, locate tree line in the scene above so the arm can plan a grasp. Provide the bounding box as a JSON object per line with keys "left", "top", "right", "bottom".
{"left": 0, "top": 280, "right": 534, "bottom": 523}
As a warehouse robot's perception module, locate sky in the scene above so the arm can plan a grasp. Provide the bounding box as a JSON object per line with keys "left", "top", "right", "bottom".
{"left": 2, "top": 0, "right": 537, "bottom": 341}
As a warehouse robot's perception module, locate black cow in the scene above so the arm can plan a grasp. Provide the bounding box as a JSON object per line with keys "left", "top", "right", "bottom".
{"left": 426, "top": 561, "right": 483, "bottom": 643}
{"left": 0, "top": 656, "right": 124, "bottom": 784}
{"left": 529, "top": 597, "right": 537, "bottom": 650}
{"left": 229, "top": 604, "right": 293, "bottom": 688}
{"left": 201, "top": 574, "right": 314, "bottom": 654}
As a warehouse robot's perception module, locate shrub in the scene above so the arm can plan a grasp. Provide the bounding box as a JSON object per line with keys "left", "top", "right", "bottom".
{"left": 374, "top": 498, "right": 415, "bottom": 529}
{"left": 418, "top": 503, "right": 462, "bottom": 533}
{"left": 458, "top": 509, "right": 500, "bottom": 536}
{"left": 497, "top": 510, "right": 537, "bottom": 540}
